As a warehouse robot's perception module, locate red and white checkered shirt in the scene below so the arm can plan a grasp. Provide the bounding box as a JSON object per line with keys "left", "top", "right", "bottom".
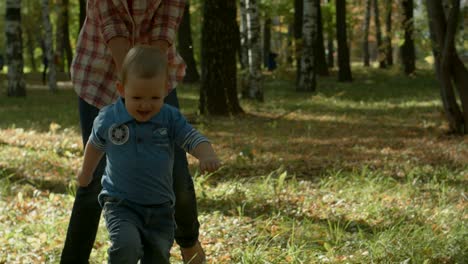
{"left": 71, "top": 0, "right": 186, "bottom": 109}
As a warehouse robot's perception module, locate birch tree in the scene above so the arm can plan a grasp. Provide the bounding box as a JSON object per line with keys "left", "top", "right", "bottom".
{"left": 6, "top": 0, "right": 26, "bottom": 97}
{"left": 239, "top": 1, "right": 248, "bottom": 69}
{"left": 241, "top": 0, "right": 263, "bottom": 101}
{"left": 41, "top": 0, "right": 57, "bottom": 92}
{"left": 374, "top": 0, "right": 386, "bottom": 68}
{"left": 324, "top": 0, "right": 334, "bottom": 68}
{"left": 297, "top": 0, "right": 317, "bottom": 92}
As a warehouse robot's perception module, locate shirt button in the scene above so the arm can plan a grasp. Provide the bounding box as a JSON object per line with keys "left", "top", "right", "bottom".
{"left": 137, "top": 137, "right": 142, "bottom": 143}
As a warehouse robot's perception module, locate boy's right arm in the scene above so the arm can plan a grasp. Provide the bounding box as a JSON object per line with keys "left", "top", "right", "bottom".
{"left": 77, "top": 142, "right": 105, "bottom": 187}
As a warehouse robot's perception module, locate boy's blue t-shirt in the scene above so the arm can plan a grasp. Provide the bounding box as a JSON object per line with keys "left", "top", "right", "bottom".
{"left": 89, "top": 98, "right": 208, "bottom": 206}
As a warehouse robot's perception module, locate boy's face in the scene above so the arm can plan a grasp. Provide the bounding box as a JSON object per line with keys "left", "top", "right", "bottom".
{"left": 118, "top": 74, "right": 166, "bottom": 122}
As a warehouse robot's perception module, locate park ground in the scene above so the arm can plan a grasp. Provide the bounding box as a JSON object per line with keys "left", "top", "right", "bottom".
{"left": 0, "top": 66, "right": 467, "bottom": 263}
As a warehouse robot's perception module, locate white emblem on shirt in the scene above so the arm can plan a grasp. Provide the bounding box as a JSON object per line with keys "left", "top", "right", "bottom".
{"left": 154, "top": 128, "right": 167, "bottom": 136}
{"left": 108, "top": 124, "right": 129, "bottom": 145}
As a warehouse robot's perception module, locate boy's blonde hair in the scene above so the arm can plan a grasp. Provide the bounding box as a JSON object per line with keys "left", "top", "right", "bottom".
{"left": 120, "top": 45, "right": 168, "bottom": 85}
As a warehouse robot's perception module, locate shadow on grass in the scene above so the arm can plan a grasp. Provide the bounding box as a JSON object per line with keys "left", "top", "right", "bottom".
{"left": 198, "top": 194, "right": 393, "bottom": 236}
{"left": 265, "top": 67, "right": 439, "bottom": 104}
{"left": 0, "top": 89, "right": 80, "bottom": 132}
{"left": 0, "top": 166, "right": 70, "bottom": 194}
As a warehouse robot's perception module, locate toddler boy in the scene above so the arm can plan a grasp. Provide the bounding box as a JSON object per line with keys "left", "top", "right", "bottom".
{"left": 77, "top": 45, "right": 220, "bottom": 263}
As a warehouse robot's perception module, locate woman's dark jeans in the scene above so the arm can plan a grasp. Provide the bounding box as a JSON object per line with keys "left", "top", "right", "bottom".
{"left": 60, "top": 89, "right": 200, "bottom": 263}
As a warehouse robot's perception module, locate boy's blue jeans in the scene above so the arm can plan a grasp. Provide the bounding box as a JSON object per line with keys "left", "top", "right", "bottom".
{"left": 60, "top": 90, "right": 200, "bottom": 263}
{"left": 102, "top": 196, "right": 174, "bottom": 264}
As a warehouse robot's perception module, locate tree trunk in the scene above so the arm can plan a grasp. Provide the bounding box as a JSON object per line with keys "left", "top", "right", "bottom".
{"left": 6, "top": 0, "right": 26, "bottom": 97}
{"left": 25, "top": 27, "right": 37, "bottom": 73}
{"left": 41, "top": 0, "right": 57, "bottom": 92}
{"left": 426, "top": 0, "right": 467, "bottom": 134}
{"left": 234, "top": 20, "right": 243, "bottom": 70}
{"left": 401, "top": 0, "right": 415, "bottom": 74}
{"left": 200, "top": 0, "right": 243, "bottom": 115}
{"left": 239, "top": 1, "right": 248, "bottom": 69}
{"left": 374, "top": 0, "right": 386, "bottom": 68}
{"left": 63, "top": 0, "right": 73, "bottom": 73}
{"left": 441, "top": 0, "right": 468, "bottom": 133}
{"left": 55, "top": 0, "right": 64, "bottom": 72}
{"left": 327, "top": 35, "right": 334, "bottom": 68}
{"left": 178, "top": 1, "right": 200, "bottom": 83}
{"left": 79, "top": 0, "right": 86, "bottom": 32}
{"left": 335, "top": 0, "right": 352, "bottom": 82}
{"left": 241, "top": 0, "right": 263, "bottom": 101}
{"left": 287, "top": 23, "right": 294, "bottom": 65}
{"left": 315, "top": 0, "right": 329, "bottom": 76}
{"left": 385, "top": 0, "right": 393, "bottom": 66}
{"left": 326, "top": 0, "right": 334, "bottom": 68}
{"left": 363, "top": 0, "right": 371, "bottom": 66}
{"left": 297, "top": 0, "right": 317, "bottom": 92}
{"left": 263, "top": 17, "right": 271, "bottom": 68}
{"left": 294, "top": 0, "right": 303, "bottom": 85}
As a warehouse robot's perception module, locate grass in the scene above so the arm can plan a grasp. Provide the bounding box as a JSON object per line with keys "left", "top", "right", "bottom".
{"left": 0, "top": 66, "right": 467, "bottom": 263}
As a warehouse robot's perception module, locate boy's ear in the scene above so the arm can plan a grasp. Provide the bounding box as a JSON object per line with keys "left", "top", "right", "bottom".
{"left": 116, "top": 81, "right": 125, "bottom": 97}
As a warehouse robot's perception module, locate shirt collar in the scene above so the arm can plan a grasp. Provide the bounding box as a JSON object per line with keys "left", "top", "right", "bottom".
{"left": 148, "top": 105, "right": 166, "bottom": 125}
{"left": 113, "top": 97, "right": 165, "bottom": 125}
{"left": 113, "top": 98, "right": 134, "bottom": 125}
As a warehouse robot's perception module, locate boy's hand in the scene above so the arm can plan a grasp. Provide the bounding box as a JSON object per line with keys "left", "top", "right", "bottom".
{"left": 199, "top": 156, "right": 221, "bottom": 173}
{"left": 77, "top": 169, "right": 92, "bottom": 187}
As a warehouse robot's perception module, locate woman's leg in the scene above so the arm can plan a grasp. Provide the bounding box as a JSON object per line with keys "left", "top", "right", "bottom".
{"left": 60, "top": 98, "right": 106, "bottom": 264}
{"left": 164, "top": 89, "right": 201, "bottom": 247}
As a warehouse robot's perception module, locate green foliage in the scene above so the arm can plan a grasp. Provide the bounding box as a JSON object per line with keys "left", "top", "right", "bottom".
{"left": 259, "top": 0, "right": 293, "bottom": 21}
{"left": 321, "top": 1, "right": 336, "bottom": 36}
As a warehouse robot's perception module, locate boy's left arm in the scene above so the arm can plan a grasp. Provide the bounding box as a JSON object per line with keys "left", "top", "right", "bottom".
{"left": 189, "top": 142, "right": 221, "bottom": 173}
{"left": 172, "top": 109, "right": 220, "bottom": 173}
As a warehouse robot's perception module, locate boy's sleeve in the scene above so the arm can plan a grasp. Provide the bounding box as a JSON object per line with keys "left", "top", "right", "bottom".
{"left": 150, "top": 0, "right": 186, "bottom": 45}
{"left": 171, "top": 109, "right": 209, "bottom": 153}
{"left": 89, "top": 111, "right": 108, "bottom": 151}
{"left": 94, "top": 0, "right": 130, "bottom": 44}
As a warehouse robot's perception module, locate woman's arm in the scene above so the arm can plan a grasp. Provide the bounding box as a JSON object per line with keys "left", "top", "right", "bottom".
{"left": 150, "top": 0, "right": 186, "bottom": 46}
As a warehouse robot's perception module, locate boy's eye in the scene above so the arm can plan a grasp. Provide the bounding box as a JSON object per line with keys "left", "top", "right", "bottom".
{"left": 132, "top": 97, "right": 141, "bottom": 100}
{"left": 152, "top": 97, "right": 161, "bottom": 100}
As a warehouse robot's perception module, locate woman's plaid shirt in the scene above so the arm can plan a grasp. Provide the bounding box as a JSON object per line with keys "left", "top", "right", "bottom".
{"left": 71, "top": 0, "right": 186, "bottom": 109}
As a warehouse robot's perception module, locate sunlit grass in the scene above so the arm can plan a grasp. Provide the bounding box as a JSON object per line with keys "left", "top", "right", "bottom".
{"left": 0, "top": 67, "right": 467, "bottom": 263}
